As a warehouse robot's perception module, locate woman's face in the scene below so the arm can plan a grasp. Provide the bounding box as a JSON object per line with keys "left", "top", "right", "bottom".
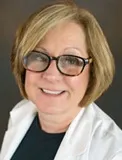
{"left": 25, "top": 21, "right": 90, "bottom": 115}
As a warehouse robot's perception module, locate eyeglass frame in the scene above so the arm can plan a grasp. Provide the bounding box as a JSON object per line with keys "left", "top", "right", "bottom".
{"left": 22, "top": 50, "right": 92, "bottom": 76}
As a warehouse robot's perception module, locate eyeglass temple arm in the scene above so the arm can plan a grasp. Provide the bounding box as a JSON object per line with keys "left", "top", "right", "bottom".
{"left": 85, "top": 57, "right": 92, "bottom": 64}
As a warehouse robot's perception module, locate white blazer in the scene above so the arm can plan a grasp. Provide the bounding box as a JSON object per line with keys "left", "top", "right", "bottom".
{"left": 0, "top": 99, "right": 122, "bottom": 160}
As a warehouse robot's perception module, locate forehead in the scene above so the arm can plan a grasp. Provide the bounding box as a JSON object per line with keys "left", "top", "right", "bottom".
{"left": 36, "top": 21, "right": 88, "bottom": 57}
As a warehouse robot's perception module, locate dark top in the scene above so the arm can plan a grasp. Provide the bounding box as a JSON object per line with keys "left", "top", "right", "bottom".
{"left": 11, "top": 114, "right": 65, "bottom": 160}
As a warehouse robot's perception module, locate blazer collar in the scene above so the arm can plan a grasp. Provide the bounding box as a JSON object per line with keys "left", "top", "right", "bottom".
{"left": 9, "top": 100, "right": 37, "bottom": 126}
{"left": 54, "top": 104, "right": 99, "bottom": 159}
{"left": 0, "top": 100, "right": 37, "bottom": 160}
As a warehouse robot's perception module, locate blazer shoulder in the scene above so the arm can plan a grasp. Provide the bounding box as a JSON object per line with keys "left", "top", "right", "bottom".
{"left": 11, "top": 99, "right": 30, "bottom": 111}
{"left": 8, "top": 99, "right": 36, "bottom": 128}
{"left": 89, "top": 103, "right": 122, "bottom": 159}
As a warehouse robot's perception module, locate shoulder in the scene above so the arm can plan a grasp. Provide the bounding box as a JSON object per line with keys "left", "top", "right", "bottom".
{"left": 8, "top": 99, "right": 37, "bottom": 128}
{"left": 10, "top": 99, "right": 34, "bottom": 110}
{"left": 90, "top": 103, "right": 122, "bottom": 138}
{"left": 87, "top": 103, "right": 122, "bottom": 159}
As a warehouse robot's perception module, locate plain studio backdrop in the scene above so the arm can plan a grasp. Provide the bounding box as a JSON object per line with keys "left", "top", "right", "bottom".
{"left": 0, "top": 0, "right": 122, "bottom": 148}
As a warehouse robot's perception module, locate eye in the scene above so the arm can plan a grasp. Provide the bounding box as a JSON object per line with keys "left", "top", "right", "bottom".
{"left": 36, "top": 54, "right": 48, "bottom": 62}
{"left": 63, "top": 56, "right": 84, "bottom": 66}
{"left": 27, "top": 51, "right": 49, "bottom": 62}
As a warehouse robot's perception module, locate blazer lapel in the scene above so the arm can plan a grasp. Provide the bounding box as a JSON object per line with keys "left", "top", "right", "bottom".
{"left": 0, "top": 100, "right": 37, "bottom": 160}
{"left": 54, "top": 104, "right": 98, "bottom": 160}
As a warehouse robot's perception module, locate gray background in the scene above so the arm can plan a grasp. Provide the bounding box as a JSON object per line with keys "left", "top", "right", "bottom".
{"left": 0, "top": 0, "right": 122, "bottom": 147}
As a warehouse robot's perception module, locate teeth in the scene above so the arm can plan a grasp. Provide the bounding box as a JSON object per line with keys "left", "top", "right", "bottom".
{"left": 42, "top": 89, "right": 63, "bottom": 95}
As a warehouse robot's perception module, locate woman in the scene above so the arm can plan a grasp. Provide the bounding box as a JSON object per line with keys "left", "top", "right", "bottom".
{"left": 0, "top": 1, "right": 122, "bottom": 160}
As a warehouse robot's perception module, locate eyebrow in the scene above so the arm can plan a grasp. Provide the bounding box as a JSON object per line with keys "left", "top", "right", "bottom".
{"left": 35, "top": 47, "right": 87, "bottom": 57}
{"left": 35, "top": 47, "right": 48, "bottom": 52}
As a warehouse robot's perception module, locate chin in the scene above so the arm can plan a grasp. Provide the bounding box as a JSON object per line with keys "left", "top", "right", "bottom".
{"left": 34, "top": 101, "right": 66, "bottom": 115}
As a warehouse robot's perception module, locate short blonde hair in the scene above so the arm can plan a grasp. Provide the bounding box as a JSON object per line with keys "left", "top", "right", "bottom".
{"left": 11, "top": 0, "right": 115, "bottom": 107}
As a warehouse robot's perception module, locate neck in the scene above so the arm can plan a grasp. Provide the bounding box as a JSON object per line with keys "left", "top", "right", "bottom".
{"left": 38, "top": 107, "right": 81, "bottom": 133}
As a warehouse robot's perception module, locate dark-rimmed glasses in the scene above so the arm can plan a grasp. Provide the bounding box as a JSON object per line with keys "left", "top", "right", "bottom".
{"left": 22, "top": 50, "right": 92, "bottom": 76}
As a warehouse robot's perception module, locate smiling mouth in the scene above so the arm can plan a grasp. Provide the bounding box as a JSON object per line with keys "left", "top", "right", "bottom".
{"left": 41, "top": 88, "right": 65, "bottom": 95}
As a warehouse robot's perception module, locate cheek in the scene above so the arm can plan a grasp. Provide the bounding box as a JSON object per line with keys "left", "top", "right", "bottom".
{"left": 78, "top": 66, "right": 90, "bottom": 91}
{"left": 66, "top": 66, "right": 90, "bottom": 95}
{"left": 25, "top": 71, "right": 39, "bottom": 93}
{"left": 25, "top": 72, "right": 32, "bottom": 87}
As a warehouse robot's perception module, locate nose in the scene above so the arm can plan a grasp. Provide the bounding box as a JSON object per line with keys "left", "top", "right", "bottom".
{"left": 41, "top": 60, "right": 62, "bottom": 81}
